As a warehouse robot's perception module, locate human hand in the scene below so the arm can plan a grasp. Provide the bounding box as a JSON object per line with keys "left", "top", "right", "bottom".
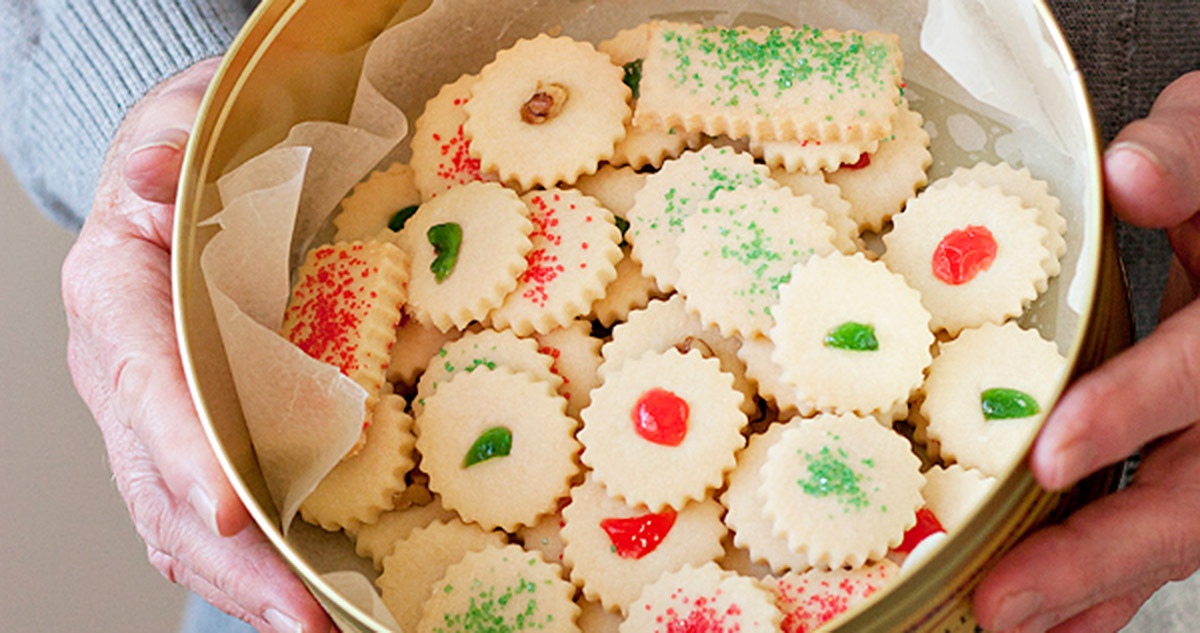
{"left": 61, "top": 59, "right": 334, "bottom": 633}
{"left": 973, "top": 71, "right": 1200, "bottom": 632}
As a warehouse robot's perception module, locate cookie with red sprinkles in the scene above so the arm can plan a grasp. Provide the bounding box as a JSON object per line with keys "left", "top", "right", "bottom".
{"left": 767, "top": 559, "right": 899, "bottom": 633}
{"left": 410, "top": 73, "right": 499, "bottom": 200}
{"left": 622, "top": 562, "right": 783, "bottom": 633}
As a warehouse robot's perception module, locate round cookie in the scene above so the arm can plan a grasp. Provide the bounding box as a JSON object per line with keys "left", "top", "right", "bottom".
{"left": 561, "top": 475, "right": 725, "bottom": 614}
{"left": 419, "top": 545, "right": 580, "bottom": 633}
{"left": 621, "top": 562, "right": 782, "bottom": 633}
{"left": 770, "top": 168, "right": 863, "bottom": 255}
{"left": 352, "top": 493, "right": 457, "bottom": 570}
{"left": 465, "top": 34, "right": 631, "bottom": 189}
{"left": 770, "top": 253, "right": 933, "bottom": 417}
{"left": 921, "top": 322, "right": 1066, "bottom": 477}
{"left": 409, "top": 73, "right": 498, "bottom": 200}
{"left": 517, "top": 511, "right": 568, "bottom": 570}
{"left": 737, "top": 335, "right": 816, "bottom": 418}
{"left": 719, "top": 539, "right": 775, "bottom": 580}
{"left": 580, "top": 348, "right": 746, "bottom": 511}
{"left": 579, "top": 599, "right": 624, "bottom": 633}
{"left": 922, "top": 464, "right": 998, "bottom": 533}
{"left": 386, "top": 309, "right": 462, "bottom": 386}
{"left": 882, "top": 181, "right": 1052, "bottom": 335}
{"left": 751, "top": 133, "right": 879, "bottom": 175}
{"left": 591, "top": 250, "right": 664, "bottom": 328}
{"left": 414, "top": 328, "right": 562, "bottom": 416}
{"left": 767, "top": 560, "right": 899, "bottom": 633}
{"left": 400, "top": 181, "right": 533, "bottom": 332}
{"left": 416, "top": 367, "right": 580, "bottom": 530}
{"left": 490, "top": 189, "right": 623, "bottom": 335}
{"left": 534, "top": 320, "right": 604, "bottom": 419}
{"left": 334, "top": 162, "right": 420, "bottom": 243}
{"left": 572, "top": 165, "right": 646, "bottom": 219}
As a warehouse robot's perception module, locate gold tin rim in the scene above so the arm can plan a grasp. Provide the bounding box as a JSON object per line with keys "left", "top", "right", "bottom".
{"left": 173, "top": 1, "right": 1109, "bottom": 631}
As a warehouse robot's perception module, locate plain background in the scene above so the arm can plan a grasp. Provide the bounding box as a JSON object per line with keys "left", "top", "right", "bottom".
{"left": 1, "top": 152, "right": 1197, "bottom": 631}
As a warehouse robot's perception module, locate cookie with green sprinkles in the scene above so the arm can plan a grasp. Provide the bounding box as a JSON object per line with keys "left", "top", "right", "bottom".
{"left": 334, "top": 162, "right": 420, "bottom": 244}
{"left": 419, "top": 544, "right": 581, "bottom": 633}
{"left": 921, "top": 322, "right": 1066, "bottom": 477}
{"left": 759, "top": 413, "right": 925, "bottom": 569}
{"left": 635, "top": 22, "right": 904, "bottom": 145}
{"left": 621, "top": 562, "right": 783, "bottom": 633}
{"left": 413, "top": 328, "right": 562, "bottom": 416}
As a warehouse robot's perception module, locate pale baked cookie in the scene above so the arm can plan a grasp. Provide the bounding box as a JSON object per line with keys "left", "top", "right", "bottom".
{"left": 721, "top": 420, "right": 812, "bottom": 574}
{"left": 922, "top": 465, "right": 998, "bottom": 533}
{"left": 386, "top": 309, "right": 461, "bottom": 386}
{"left": 416, "top": 367, "right": 580, "bottom": 530}
{"left": 465, "top": 34, "right": 631, "bottom": 190}
{"left": 751, "top": 135, "right": 880, "bottom": 175}
{"left": 300, "top": 393, "right": 415, "bottom": 531}
{"left": 580, "top": 348, "right": 745, "bottom": 511}
{"left": 602, "top": 295, "right": 757, "bottom": 418}
{"left": 771, "top": 168, "right": 863, "bottom": 255}
{"left": 409, "top": 73, "right": 497, "bottom": 200}
{"left": 720, "top": 539, "right": 775, "bottom": 580}
{"left": 490, "top": 190, "right": 623, "bottom": 335}
{"left": 760, "top": 413, "right": 925, "bottom": 569}
{"left": 353, "top": 494, "right": 457, "bottom": 570}
{"left": 637, "top": 22, "right": 903, "bottom": 145}
{"left": 579, "top": 599, "right": 624, "bottom": 633}
{"left": 561, "top": 475, "right": 725, "bottom": 614}
{"left": 518, "top": 511, "right": 568, "bottom": 569}
{"left": 591, "top": 250, "right": 664, "bottom": 327}
{"left": 281, "top": 241, "right": 410, "bottom": 435}
{"left": 621, "top": 563, "right": 783, "bottom": 633}
{"left": 737, "top": 335, "right": 816, "bottom": 419}
{"left": 768, "top": 560, "right": 899, "bottom": 633}
{"left": 882, "top": 182, "right": 1052, "bottom": 335}
{"left": 572, "top": 165, "right": 646, "bottom": 219}
{"left": 413, "top": 328, "right": 561, "bottom": 416}
{"left": 534, "top": 320, "right": 604, "bottom": 419}
{"left": 626, "top": 146, "right": 775, "bottom": 292}
{"left": 922, "top": 322, "right": 1066, "bottom": 477}
{"left": 930, "top": 161, "right": 1068, "bottom": 281}
{"left": 676, "top": 186, "right": 837, "bottom": 338}
{"left": 400, "top": 182, "right": 533, "bottom": 332}
{"left": 825, "top": 103, "right": 933, "bottom": 232}
{"left": 770, "top": 253, "right": 933, "bottom": 417}
{"left": 419, "top": 545, "right": 580, "bottom": 633}
{"left": 377, "top": 519, "right": 506, "bottom": 633}
{"left": 334, "top": 162, "right": 420, "bottom": 243}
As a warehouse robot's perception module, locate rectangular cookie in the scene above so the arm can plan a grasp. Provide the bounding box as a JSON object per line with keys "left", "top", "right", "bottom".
{"left": 635, "top": 22, "right": 904, "bottom": 144}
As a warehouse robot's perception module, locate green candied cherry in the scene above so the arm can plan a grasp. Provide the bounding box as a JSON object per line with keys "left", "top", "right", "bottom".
{"left": 622, "top": 59, "right": 644, "bottom": 99}
{"left": 388, "top": 204, "right": 419, "bottom": 232}
{"left": 980, "top": 388, "right": 1040, "bottom": 421}
{"left": 427, "top": 222, "right": 463, "bottom": 283}
{"left": 823, "top": 321, "right": 879, "bottom": 352}
{"left": 463, "top": 426, "right": 512, "bottom": 467}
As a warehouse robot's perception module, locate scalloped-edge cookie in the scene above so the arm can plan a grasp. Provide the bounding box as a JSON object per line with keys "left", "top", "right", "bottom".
{"left": 409, "top": 73, "right": 499, "bottom": 200}
{"left": 770, "top": 168, "right": 863, "bottom": 255}
{"left": 572, "top": 165, "right": 646, "bottom": 219}
{"left": 591, "top": 250, "right": 664, "bottom": 327}
{"left": 882, "top": 181, "right": 1051, "bottom": 335}
{"left": 922, "top": 464, "right": 998, "bottom": 533}
{"left": 751, "top": 134, "right": 879, "bottom": 175}
{"left": 737, "top": 335, "right": 816, "bottom": 419}
{"left": 771, "top": 253, "right": 933, "bottom": 417}
{"left": 399, "top": 181, "right": 533, "bottom": 332}
{"left": 767, "top": 559, "right": 899, "bottom": 632}
{"left": 561, "top": 475, "right": 725, "bottom": 614}
{"left": 334, "top": 162, "right": 420, "bottom": 243}
{"left": 490, "top": 190, "right": 623, "bottom": 335}
{"left": 419, "top": 544, "right": 580, "bottom": 633}
{"left": 413, "top": 328, "right": 562, "bottom": 416}
{"left": 720, "top": 538, "right": 775, "bottom": 580}
{"left": 579, "top": 599, "right": 624, "bottom": 633}
{"left": 760, "top": 413, "right": 925, "bottom": 569}
{"left": 921, "top": 322, "right": 1066, "bottom": 477}
{"left": 465, "top": 34, "right": 631, "bottom": 190}
{"left": 517, "top": 511, "right": 568, "bottom": 570}
{"left": 535, "top": 320, "right": 604, "bottom": 419}
{"left": 580, "top": 348, "right": 745, "bottom": 511}
{"left": 416, "top": 367, "right": 580, "bottom": 530}
{"left": 299, "top": 393, "right": 415, "bottom": 531}
{"left": 352, "top": 493, "right": 457, "bottom": 570}
{"left": 386, "top": 309, "right": 462, "bottom": 386}
{"left": 621, "top": 562, "right": 783, "bottom": 633}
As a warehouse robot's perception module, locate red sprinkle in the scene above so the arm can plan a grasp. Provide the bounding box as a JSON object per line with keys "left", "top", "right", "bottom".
{"left": 632, "top": 388, "right": 690, "bottom": 446}
{"left": 844, "top": 153, "right": 871, "bottom": 170}
{"left": 519, "top": 196, "right": 564, "bottom": 307}
{"left": 599, "top": 510, "right": 677, "bottom": 559}
{"left": 931, "top": 225, "right": 998, "bottom": 285}
{"left": 895, "top": 508, "right": 945, "bottom": 554}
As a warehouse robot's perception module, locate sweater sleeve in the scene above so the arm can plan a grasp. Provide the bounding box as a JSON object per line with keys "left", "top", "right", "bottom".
{"left": 0, "top": 0, "right": 256, "bottom": 230}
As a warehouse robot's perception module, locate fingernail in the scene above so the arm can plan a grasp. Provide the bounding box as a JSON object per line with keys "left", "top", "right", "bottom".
{"left": 188, "top": 485, "right": 222, "bottom": 536}
{"left": 992, "top": 590, "right": 1043, "bottom": 631}
{"left": 1106, "top": 140, "right": 1161, "bottom": 168}
{"left": 1052, "top": 438, "right": 1096, "bottom": 490}
{"left": 129, "top": 127, "right": 189, "bottom": 157}
{"left": 264, "top": 608, "right": 304, "bottom": 633}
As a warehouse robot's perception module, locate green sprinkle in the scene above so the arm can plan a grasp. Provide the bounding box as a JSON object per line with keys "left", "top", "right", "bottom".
{"left": 464, "top": 358, "right": 497, "bottom": 373}
{"left": 980, "top": 388, "right": 1040, "bottom": 420}
{"left": 797, "top": 445, "right": 870, "bottom": 511}
{"left": 622, "top": 59, "right": 644, "bottom": 99}
{"left": 428, "top": 222, "right": 463, "bottom": 283}
{"left": 823, "top": 322, "right": 879, "bottom": 352}
{"left": 388, "top": 204, "right": 419, "bottom": 232}
{"left": 463, "top": 427, "right": 513, "bottom": 467}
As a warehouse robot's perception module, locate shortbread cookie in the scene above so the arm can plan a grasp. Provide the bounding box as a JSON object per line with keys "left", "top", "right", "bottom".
{"left": 922, "top": 465, "right": 998, "bottom": 533}
{"left": 720, "top": 539, "right": 775, "bottom": 580}
{"left": 535, "top": 320, "right": 604, "bottom": 419}
{"left": 676, "top": 186, "right": 837, "bottom": 338}
{"left": 591, "top": 251, "right": 664, "bottom": 327}
{"left": 627, "top": 146, "right": 775, "bottom": 292}
{"left": 518, "top": 511, "right": 568, "bottom": 569}
{"left": 931, "top": 161, "right": 1068, "bottom": 281}
{"left": 761, "top": 414, "right": 925, "bottom": 569}
{"left": 300, "top": 393, "right": 415, "bottom": 531}
{"left": 377, "top": 519, "right": 506, "bottom": 633}
{"left": 572, "top": 165, "right": 646, "bottom": 219}
{"left": 737, "top": 335, "right": 816, "bottom": 418}
{"left": 561, "top": 475, "right": 725, "bottom": 614}
{"left": 768, "top": 560, "right": 899, "bottom": 633}
{"left": 281, "top": 241, "right": 410, "bottom": 434}
{"left": 400, "top": 182, "right": 533, "bottom": 332}
{"left": 580, "top": 349, "right": 745, "bottom": 511}
{"left": 334, "top": 162, "right": 420, "bottom": 243}
{"left": 465, "top": 34, "right": 631, "bottom": 189}
{"left": 579, "top": 600, "right": 623, "bottom": 633}
{"left": 413, "top": 328, "right": 562, "bottom": 415}
{"left": 922, "top": 322, "right": 1066, "bottom": 476}
{"left": 386, "top": 309, "right": 461, "bottom": 386}
{"left": 353, "top": 494, "right": 457, "bottom": 569}
{"left": 825, "top": 103, "right": 933, "bottom": 232}
{"left": 882, "top": 182, "right": 1051, "bottom": 335}
{"left": 771, "top": 168, "right": 863, "bottom": 255}
{"left": 771, "top": 253, "right": 933, "bottom": 417}
{"left": 419, "top": 545, "right": 580, "bottom": 633}
{"left": 602, "top": 295, "right": 757, "bottom": 418}
{"left": 721, "top": 421, "right": 812, "bottom": 574}
{"left": 751, "top": 134, "right": 880, "bottom": 175}
{"left": 636, "top": 22, "right": 903, "bottom": 145}
{"left": 490, "top": 190, "right": 623, "bottom": 335}
{"left": 409, "top": 73, "right": 497, "bottom": 200}
{"left": 622, "top": 563, "right": 783, "bottom": 633}
{"left": 416, "top": 367, "right": 580, "bottom": 530}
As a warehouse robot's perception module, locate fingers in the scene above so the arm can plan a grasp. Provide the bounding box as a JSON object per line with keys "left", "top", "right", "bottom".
{"left": 1047, "top": 584, "right": 1158, "bottom": 633}
{"left": 1105, "top": 71, "right": 1200, "bottom": 229}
